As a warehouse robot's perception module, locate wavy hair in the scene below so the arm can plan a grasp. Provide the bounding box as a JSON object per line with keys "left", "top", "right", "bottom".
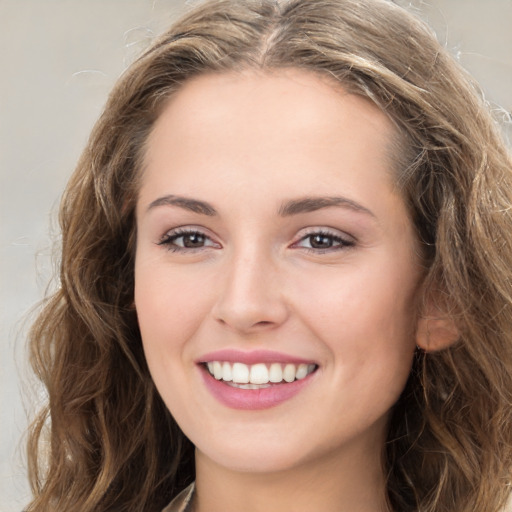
{"left": 26, "top": 0, "right": 512, "bottom": 510}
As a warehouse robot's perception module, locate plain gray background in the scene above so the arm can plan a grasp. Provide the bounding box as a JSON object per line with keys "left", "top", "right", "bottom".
{"left": 1, "top": 1, "right": 511, "bottom": 510}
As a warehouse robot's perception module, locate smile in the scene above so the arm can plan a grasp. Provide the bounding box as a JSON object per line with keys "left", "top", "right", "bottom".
{"left": 206, "top": 361, "right": 317, "bottom": 387}
{"left": 198, "top": 351, "right": 319, "bottom": 410}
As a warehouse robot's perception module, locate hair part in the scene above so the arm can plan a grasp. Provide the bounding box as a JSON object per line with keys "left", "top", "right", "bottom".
{"left": 27, "top": 1, "right": 512, "bottom": 511}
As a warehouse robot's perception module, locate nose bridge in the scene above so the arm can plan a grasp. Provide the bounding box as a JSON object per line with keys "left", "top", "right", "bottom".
{"left": 213, "top": 238, "right": 288, "bottom": 332}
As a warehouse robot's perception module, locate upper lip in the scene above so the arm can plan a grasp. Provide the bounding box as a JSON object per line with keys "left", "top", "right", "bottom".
{"left": 197, "top": 349, "right": 317, "bottom": 366}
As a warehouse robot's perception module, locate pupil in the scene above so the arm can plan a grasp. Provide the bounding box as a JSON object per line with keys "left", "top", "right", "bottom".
{"left": 310, "top": 234, "right": 332, "bottom": 249}
{"left": 183, "top": 233, "right": 204, "bottom": 247}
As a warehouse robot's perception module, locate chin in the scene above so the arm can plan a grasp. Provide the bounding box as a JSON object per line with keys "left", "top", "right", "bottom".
{"left": 198, "top": 444, "right": 310, "bottom": 475}
{"left": 193, "top": 427, "right": 317, "bottom": 475}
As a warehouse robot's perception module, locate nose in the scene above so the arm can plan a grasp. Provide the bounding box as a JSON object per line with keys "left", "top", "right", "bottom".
{"left": 211, "top": 247, "right": 289, "bottom": 334}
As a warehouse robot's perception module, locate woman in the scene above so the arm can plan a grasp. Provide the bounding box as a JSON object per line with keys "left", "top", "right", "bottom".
{"left": 26, "top": 0, "right": 512, "bottom": 511}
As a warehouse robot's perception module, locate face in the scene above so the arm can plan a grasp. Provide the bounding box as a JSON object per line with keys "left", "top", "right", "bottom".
{"left": 134, "top": 69, "right": 421, "bottom": 475}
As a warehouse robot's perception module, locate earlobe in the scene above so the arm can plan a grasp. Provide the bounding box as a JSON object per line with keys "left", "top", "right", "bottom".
{"left": 416, "top": 311, "right": 459, "bottom": 352}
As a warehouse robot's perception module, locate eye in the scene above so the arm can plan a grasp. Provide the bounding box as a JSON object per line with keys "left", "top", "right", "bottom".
{"left": 157, "top": 228, "right": 220, "bottom": 252}
{"left": 293, "top": 230, "right": 355, "bottom": 252}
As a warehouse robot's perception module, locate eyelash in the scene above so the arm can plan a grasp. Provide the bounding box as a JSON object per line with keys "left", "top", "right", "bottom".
{"left": 293, "top": 229, "right": 355, "bottom": 253}
{"left": 157, "top": 228, "right": 355, "bottom": 253}
{"left": 157, "top": 228, "right": 219, "bottom": 253}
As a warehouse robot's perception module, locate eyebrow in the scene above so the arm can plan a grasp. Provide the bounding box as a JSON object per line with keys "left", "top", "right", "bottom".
{"left": 278, "top": 196, "right": 375, "bottom": 218}
{"left": 147, "top": 195, "right": 217, "bottom": 216}
{"left": 146, "top": 194, "right": 375, "bottom": 218}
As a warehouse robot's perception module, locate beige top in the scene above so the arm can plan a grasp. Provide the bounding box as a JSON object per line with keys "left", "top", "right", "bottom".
{"left": 161, "top": 483, "right": 195, "bottom": 512}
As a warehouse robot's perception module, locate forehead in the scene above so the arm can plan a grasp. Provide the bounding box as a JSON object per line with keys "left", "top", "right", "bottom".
{"left": 144, "top": 69, "right": 397, "bottom": 166}
{"left": 153, "top": 68, "right": 389, "bottom": 128}
{"left": 139, "top": 69, "right": 400, "bottom": 211}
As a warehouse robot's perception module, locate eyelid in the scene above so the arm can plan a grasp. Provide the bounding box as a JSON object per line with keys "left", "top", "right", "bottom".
{"left": 296, "top": 226, "right": 355, "bottom": 239}
{"left": 157, "top": 226, "right": 221, "bottom": 251}
{"left": 291, "top": 227, "right": 356, "bottom": 251}
{"left": 155, "top": 225, "right": 355, "bottom": 253}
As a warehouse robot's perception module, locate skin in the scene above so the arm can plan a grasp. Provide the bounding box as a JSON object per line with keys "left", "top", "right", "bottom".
{"left": 134, "top": 69, "right": 423, "bottom": 512}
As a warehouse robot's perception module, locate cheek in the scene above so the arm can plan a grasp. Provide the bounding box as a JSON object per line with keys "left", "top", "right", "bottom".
{"left": 298, "top": 260, "right": 417, "bottom": 338}
{"left": 133, "top": 261, "right": 212, "bottom": 423}
{"left": 294, "top": 254, "right": 418, "bottom": 386}
{"left": 134, "top": 259, "right": 216, "bottom": 366}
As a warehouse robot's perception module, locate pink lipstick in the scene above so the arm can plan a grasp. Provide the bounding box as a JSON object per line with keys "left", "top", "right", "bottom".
{"left": 197, "top": 350, "right": 318, "bottom": 410}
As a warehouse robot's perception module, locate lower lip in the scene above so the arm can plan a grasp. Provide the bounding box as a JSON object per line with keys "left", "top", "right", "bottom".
{"left": 200, "top": 366, "right": 316, "bottom": 410}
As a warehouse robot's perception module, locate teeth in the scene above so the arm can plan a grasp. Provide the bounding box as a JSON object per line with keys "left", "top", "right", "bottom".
{"left": 227, "top": 382, "right": 272, "bottom": 389}
{"left": 250, "top": 363, "right": 269, "bottom": 384}
{"left": 232, "top": 362, "right": 249, "bottom": 384}
{"left": 269, "top": 363, "right": 283, "bottom": 383}
{"left": 205, "top": 361, "right": 316, "bottom": 384}
{"left": 213, "top": 361, "right": 223, "bottom": 380}
{"left": 222, "top": 361, "right": 232, "bottom": 382}
{"left": 295, "top": 364, "right": 309, "bottom": 380}
{"left": 283, "top": 363, "right": 296, "bottom": 383}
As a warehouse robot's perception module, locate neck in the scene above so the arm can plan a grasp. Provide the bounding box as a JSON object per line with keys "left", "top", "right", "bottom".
{"left": 192, "top": 435, "right": 390, "bottom": 512}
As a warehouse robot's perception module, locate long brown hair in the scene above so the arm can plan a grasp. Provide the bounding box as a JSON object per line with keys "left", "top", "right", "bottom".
{"left": 26, "top": 1, "right": 512, "bottom": 510}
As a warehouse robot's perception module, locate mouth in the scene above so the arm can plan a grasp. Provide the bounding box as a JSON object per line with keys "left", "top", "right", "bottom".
{"left": 204, "top": 361, "right": 318, "bottom": 389}
{"left": 197, "top": 349, "right": 319, "bottom": 409}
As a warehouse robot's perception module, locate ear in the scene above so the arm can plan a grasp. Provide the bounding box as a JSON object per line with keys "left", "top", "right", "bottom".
{"left": 416, "top": 301, "right": 460, "bottom": 352}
